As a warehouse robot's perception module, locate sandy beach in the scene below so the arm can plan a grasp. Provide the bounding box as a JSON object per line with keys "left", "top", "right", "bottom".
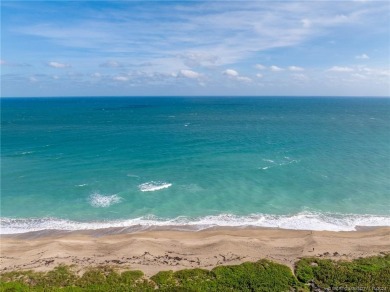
{"left": 1, "top": 227, "right": 389, "bottom": 276}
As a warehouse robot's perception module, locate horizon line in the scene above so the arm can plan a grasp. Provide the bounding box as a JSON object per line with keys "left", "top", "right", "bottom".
{"left": 1, "top": 95, "right": 390, "bottom": 99}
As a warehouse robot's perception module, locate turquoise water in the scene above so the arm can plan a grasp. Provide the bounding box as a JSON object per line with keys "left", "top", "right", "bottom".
{"left": 1, "top": 97, "right": 390, "bottom": 233}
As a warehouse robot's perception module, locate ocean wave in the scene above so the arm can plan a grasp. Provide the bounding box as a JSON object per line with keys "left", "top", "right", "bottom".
{"left": 139, "top": 181, "right": 172, "bottom": 192}
{"left": 9, "top": 151, "right": 35, "bottom": 157}
{"left": 126, "top": 174, "right": 140, "bottom": 178}
{"left": 88, "top": 192, "right": 121, "bottom": 208}
{"left": 1, "top": 212, "right": 389, "bottom": 234}
{"left": 259, "top": 157, "right": 299, "bottom": 170}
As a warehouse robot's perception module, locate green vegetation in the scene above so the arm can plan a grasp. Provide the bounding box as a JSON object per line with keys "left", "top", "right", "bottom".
{"left": 295, "top": 254, "right": 390, "bottom": 291}
{"left": 1, "top": 255, "right": 389, "bottom": 291}
{"left": 0, "top": 265, "right": 154, "bottom": 292}
{"left": 150, "top": 260, "right": 302, "bottom": 291}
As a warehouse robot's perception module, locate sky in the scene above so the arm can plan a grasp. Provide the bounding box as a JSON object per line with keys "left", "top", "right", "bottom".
{"left": 1, "top": 0, "right": 390, "bottom": 97}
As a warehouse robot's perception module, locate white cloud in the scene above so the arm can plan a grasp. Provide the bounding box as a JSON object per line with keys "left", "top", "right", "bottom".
{"left": 359, "top": 67, "right": 390, "bottom": 77}
{"left": 14, "top": 1, "right": 388, "bottom": 75}
{"left": 179, "top": 69, "right": 201, "bottom": 79}
{"left": 91, "top": 72, "right": 102, "bottom": 78}
{"left": 236, "top": 76, "right": 252, "bottom": 82}
{"left": 270, "top": 65, "right": 284, "bottom": 72}
{"left": 351, "top": 73, "right": 367, "bottom": 79}
{"left": 355, "top": 54, "right": 369, "bottom": 59}
{"left": 100, "top": 61, "right": 123, "bottom": 68}
{"left": 223, "top": 69, "right": 251, "bottom": 82}
{"left": 255, "top": 64, "right": 266, "bottom": 70}
{"left": 1, "top": 59, "right": 31, "bottom": 67}
{"left": 48, "top": 61, "right": 70, "bottom": 68}
{"left": 5, "top": 2, "right": 390, "bottom": 96}
{"left": 288, "top": 66, "right": 304, "bottom": 71}
{"left": 292, "top": 73, "right": 309, "bottom": 81}
{"left": 178, "top": 52, "right": 219, "bottom": 67}
{"left": 223, "top": 69, "right": 239, "bottom": 77}
{"left": 301, "top": 19, "right": 311, "bottom": 28}
{"left": 334, "top": 66, "right": 390, "bottom": 82}
{"left": 378, "top": 70, "right": 390, "bottom": 77}
{"left": 328, "top": 66, "right": 354, "bottom": 72}
{"left": 106, "top": 71, "right": 181, "bottom": 86}
{"left": 113, "top": 76, "right": 129, "bottom": 81}
{"left": 52, "top": 75, "right": 60, "bottom": 80}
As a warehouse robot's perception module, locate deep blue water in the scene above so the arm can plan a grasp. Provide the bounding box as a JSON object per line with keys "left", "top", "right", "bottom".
{"left": 1, "top": 97, "right": 389, "bottom": 233}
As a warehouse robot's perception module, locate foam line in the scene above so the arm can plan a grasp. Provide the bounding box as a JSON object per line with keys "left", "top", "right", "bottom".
{"left": 88, "top": 192, "right": 121, "bottom": 207}
{"left": 139, "top": 181, "right": 172, "bottom": 192}
{"left": 1, "top": 212, "right": 389, "bottom": 234}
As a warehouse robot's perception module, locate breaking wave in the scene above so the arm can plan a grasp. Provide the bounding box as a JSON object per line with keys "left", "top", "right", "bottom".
{"left": 88, "top": 192, "right": 122, "bottom": 208}
{"left": 1, "top": 212, "right": 389, "bottom": 234}
{"left": 138, "top": 181, "right": 172, "bottom": 192}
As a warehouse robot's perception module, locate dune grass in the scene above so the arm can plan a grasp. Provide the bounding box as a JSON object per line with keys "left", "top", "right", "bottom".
{"left": 1, "top": 255, "right": 389, "bottom": 291}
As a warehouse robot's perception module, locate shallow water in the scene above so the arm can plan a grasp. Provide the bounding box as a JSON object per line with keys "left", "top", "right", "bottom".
{"left": 1, "top": 97, "right": 389, "bottom": 233}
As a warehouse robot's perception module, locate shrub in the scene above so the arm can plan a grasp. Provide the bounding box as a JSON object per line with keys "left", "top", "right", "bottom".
{"left": 214, "top": 260, "right": 301, "bottom": 292}
{"left": 1, "top": 255, "right": 388, "bottom": 291}
{"left": 295, "top": 254, "right": 390, "bottom": 290}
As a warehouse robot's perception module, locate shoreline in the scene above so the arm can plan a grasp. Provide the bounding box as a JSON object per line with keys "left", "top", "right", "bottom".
{"left": 3, "top": 212, "right": 390, "bottom": 234}
{"left": 1, "top": 226, "right": 389, "bottom": 277}
{"left": 1, "top": 223, "right": 387, "bottom": 238}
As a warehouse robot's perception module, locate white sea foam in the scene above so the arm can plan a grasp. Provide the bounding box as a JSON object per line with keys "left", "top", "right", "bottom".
{"left": 76, "top": 184, "right": 88, "bottom": 187}
{"left": 259, "top": 157, "right": 299, "bottom": 170}
{"left": 139, "top": 181, "right": 172, "bottom": 192}
{"left": 126, "top": 174, "right": 140, "bottom": 178}
{"left": 88, "top": 192, "right": 121, "bottom": 208}
{"left": 1, "top": 212, "right": 389, "bottom": 234}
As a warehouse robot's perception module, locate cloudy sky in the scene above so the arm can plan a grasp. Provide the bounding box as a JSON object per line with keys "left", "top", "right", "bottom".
{"left": 1, "top": 0, "right": 389, "bottom": 97}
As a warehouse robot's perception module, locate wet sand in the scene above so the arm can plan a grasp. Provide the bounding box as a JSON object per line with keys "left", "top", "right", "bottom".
{"left": 1, "top": 227, "right": 389, "bottom": 276}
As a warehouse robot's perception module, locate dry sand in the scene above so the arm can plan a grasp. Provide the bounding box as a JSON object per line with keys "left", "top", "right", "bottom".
{"left": 1, "top": 227, "right": 389, "bottom": 276}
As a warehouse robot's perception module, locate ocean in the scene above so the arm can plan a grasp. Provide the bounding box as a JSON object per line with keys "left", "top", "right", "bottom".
{"left": 1, "top": 97, "right": 389, "bottom": 233}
